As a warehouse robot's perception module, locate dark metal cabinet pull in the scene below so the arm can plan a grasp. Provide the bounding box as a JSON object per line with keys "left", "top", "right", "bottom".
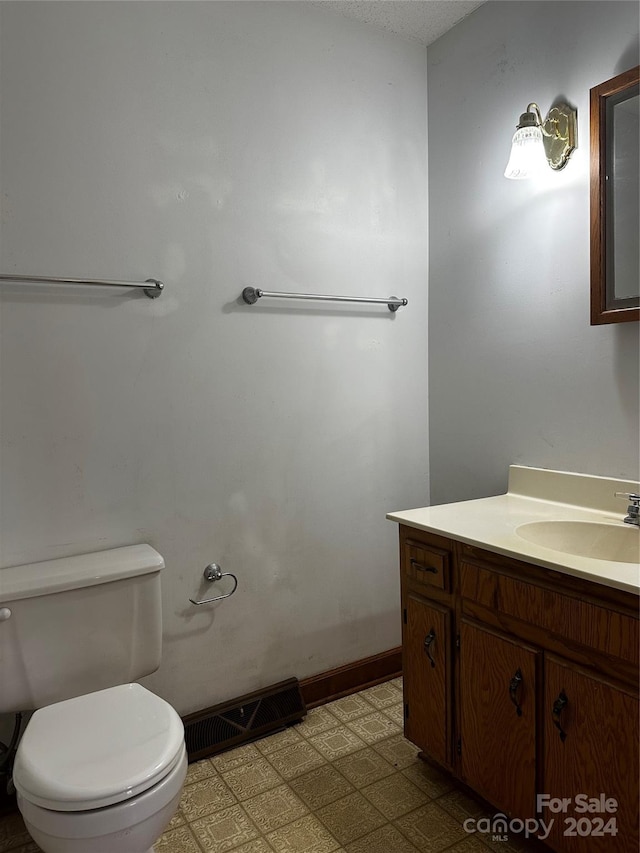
{"left": 423, "top": 628, "right": 436, "bottom": 668}
{"left": 509, "top": 668, "right": 523, "bottom": 716}
{"left": 552, "top": 690, "right": 568, "bottom": 742}
{"left": 411, "top": 558, "right": 438, "bottom": 574}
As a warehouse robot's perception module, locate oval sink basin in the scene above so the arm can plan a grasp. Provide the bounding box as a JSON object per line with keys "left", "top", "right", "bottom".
{"left": 516, "top": 521, "right": 640, "bottom": 564}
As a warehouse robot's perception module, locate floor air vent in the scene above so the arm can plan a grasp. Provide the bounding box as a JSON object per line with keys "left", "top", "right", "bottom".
{"left": 183, "top": 677, "right": 306, "bottom": 761}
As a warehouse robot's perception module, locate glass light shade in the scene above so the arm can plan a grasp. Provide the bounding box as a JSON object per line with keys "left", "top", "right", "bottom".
{"left": 504, "top": 125, "right": 546, "bottom": 179}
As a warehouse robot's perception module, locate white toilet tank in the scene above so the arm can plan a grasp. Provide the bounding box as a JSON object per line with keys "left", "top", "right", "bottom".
{"left": 0, "top": 545, "right": 164, "bottom": 713}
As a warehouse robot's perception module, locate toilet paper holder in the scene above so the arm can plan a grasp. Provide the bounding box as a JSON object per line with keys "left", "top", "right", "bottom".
{"left": 189, "top": 563, "right": 238, "bottom": 606}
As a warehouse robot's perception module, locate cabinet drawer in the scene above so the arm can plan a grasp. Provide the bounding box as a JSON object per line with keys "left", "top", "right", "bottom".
{"left": 460, "top": 561, "right": 639, "bottom": 665}
{"left": 404, "top": 540, "right": 450, "bottom": 591}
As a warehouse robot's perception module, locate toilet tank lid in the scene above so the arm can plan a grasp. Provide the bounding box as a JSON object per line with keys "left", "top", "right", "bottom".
{"left": 0, "top": 544, "right": 164, "bottom": 603}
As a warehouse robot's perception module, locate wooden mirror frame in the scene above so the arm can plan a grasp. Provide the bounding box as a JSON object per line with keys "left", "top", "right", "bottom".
{"left": 590, "top": 65, "right": 640, "bottom": 325}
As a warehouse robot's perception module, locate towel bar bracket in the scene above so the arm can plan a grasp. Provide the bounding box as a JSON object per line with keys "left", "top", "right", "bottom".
{"left": 143, "top": 279, "right": 164, "bottom": 299}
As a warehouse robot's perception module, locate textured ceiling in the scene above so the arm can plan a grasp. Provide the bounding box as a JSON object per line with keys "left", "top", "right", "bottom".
{"left": 310, "top": 1, "right": 486, "bottom": 47}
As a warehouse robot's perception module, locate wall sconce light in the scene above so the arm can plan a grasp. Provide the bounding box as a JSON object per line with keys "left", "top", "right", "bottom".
{"left": 504, "top": 102, "right": 577, "bottom": 179}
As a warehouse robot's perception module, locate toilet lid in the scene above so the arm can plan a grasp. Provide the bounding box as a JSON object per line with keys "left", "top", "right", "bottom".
{"left": 13, "top": 684, "right": 185, "bottom": 811}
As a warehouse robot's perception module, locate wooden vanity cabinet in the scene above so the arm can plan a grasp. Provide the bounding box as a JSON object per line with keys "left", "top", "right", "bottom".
{"left": 397, "top": 524, "right": 639, "bottom": 853}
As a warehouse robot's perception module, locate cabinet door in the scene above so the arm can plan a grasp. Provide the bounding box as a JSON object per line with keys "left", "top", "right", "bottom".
{"left": 403, "top": 593, "right": 451, "bottom": 767}
{"left": 543, "top": 656, "right": 639, "bottom": 853}
{"left": 459, "top": 620, "right": 538, "bottom": 819}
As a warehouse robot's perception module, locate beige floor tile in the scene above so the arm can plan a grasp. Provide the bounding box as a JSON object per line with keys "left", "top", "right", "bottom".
{"left": 327, "top": 694, "right": 376, "bottom": 723}
{"left": 0, "top": 814, "right": 32, "bottom": 853}
{"left": 394, "top": 802, "right": 468, "bottom": 852}
{"left": 189, "top": 803, "right": 260, "bottom": 852}
{"left": 308, "top": 726, "right": 366, "bottom": 761}
{"left": 154, "top": 825, "right": 202, "bottom": 853}
{"left": 344, "top": 824, "right": 421, "bottom": 853}
{"left": 166, "top": 807, "right": 187, "bottom": 829}
{"left": 267, "top": 814, "right": 341, "bottom": 853}
{"left": 332, "top": 747, "right": 396, "bottom": 788}
{"left": 255, "top": 726, "right": 303, "bottom": 756}
{"left": 212, "top": 743, "right": 263, "bottom": 774}
{"left": 382, "top": 703, "right": 405, "bottom": 727}
{"left": 295, "top": 706, "right": 341, "bottom": 738}
{"left": 371, "top": 733, "right": 421, "bottom": 769}
{"left": 435, "top": 789, "right": 487, "bottom": 823}
{"left": 316, "top": 791, "right": 387, "bottom": 846}
{"left": 220, "top": 756, "right": 282, "bottom": 801}
{"left": 266, "top": 740, "right": 327, "bottom": 780}
{"left": 346, "top": 711, "right": 400, "bottom": 744}
{"left": 358, "top": 681, "right": 403, "bottom": 710}
{"left": 186, "top": 757, "right": 217, "bottom": 785}
{"left": 180, "top": 772, "right": 238, "bottom": 820}
{"left": 402, "top": 761, "right": 453, "bottom": 799}
{"left": 242, "top": 783, "right": 309, "bottom": 833}
{"left": 361, "top": 772, "right": 429, "bottom": 819}
{"left": 289, "top": 764, "right": 356, "bottom": 810}
{"left": 231, "top": 840, "right": 278, "bottom": 853}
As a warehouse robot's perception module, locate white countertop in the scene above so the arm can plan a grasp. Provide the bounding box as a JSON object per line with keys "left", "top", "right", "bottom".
{"left": 387, "top": 466, "right": 640, "bottom": 595}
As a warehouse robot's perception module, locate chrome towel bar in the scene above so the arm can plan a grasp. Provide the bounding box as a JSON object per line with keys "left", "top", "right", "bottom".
{"left": 242, "top": 287, "right": 407, "bottom": 312}
{"left": 0, "top": 273, "right": 164, "bottom": 299}
{"left": 189, "top": 563, "right": 238, "bottom": 606}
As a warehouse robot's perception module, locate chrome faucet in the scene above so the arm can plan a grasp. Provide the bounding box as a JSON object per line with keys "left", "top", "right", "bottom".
{"left": 615, "top": 492, "right": 640, "bottom": 526}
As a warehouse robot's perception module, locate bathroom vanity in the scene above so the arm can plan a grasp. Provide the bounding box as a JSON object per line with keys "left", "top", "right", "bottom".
{"left": 388, "top": 467, "right": 639, "bottom": 853}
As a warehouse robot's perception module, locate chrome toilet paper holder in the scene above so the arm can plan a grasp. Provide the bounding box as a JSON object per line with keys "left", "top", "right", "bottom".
{"left": 189, "top": 563, "right": 238, "bottom": 606}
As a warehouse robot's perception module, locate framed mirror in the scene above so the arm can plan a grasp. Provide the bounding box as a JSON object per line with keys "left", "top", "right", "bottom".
{"left": 590, "top": 65, "right": 639, "bottom": 324}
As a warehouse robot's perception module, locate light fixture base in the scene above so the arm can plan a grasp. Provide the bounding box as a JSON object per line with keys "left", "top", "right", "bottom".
{"left": 542, "top": 103, "right": 577, "bottom": 170}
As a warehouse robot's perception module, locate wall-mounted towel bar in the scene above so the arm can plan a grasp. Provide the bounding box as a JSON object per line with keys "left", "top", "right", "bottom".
{"left": 242, "top": 287, "right": 407, "bottom": 312}
{"left": 0, "top": 274, "right": 164, "bottom": 299}
{"left": 189, "top": 563, "right": 238, "bottom": 606}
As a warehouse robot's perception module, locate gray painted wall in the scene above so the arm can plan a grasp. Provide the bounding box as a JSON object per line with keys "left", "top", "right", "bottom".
{"left": 428, "top": 1, "right": 640, "bottom": 505}
{"left": 0, "top": 1, "right": 429, "bottom": 720}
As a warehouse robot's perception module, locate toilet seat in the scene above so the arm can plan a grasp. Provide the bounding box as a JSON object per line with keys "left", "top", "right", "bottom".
{"left": 13, "top": 684, "right": 185, "bottom": 811}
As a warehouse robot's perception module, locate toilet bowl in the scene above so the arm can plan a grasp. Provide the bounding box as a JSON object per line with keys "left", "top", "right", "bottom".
{"left": 13, "top": 684, "right": 187, "bottom": 853}
{"left": 0, "top": 545, "right": 187, "bottom": 852}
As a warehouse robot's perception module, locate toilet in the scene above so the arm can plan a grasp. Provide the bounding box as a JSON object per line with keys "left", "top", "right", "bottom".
{"left": 0, "top": 545, "right": 187, "bottom": 853}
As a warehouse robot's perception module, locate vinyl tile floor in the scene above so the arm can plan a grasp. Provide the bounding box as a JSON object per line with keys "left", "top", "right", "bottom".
{"left": 0, "top": 679, "right": 544, "bottom": 853}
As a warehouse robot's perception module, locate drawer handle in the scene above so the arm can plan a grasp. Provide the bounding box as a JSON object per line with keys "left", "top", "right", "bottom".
{"left": 411, "top": 558, "right": 438, "bottom": 575}
{"left": 508, "top": 668, "right": 523, "bottom": 716}
{"left": 423, "top": 628, "right": 436, "bottom": 668}
{"left": 552, "top": 690, "right": 568, "bottom": 742}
